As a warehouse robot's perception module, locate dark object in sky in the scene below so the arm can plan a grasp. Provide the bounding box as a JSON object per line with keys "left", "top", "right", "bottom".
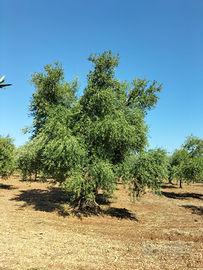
{"left": 0, "top": 84, "right": 12, "bottom": 88}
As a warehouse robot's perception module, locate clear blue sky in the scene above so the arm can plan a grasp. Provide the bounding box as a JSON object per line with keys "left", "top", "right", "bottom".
{"left": 0, "top": 0, "right": 203, "bottom": 154}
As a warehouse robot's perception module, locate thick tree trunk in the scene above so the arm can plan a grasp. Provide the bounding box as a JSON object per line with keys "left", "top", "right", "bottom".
{"left": 75, "top": 178, "right": 101, "bottom": 213}
{"left": 77, "top": 197, "right": 101, "bottom": 213}
{"left": 76, "top": 187, "right": 100, "bottom": 213}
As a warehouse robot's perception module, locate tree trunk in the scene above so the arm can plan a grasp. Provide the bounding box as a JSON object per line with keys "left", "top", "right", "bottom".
{"left": 34, "top": 171, "right": 37, "bottom": 181}
{"left": 180, "top": 179, "right": 182, "bottom": 188}
{"left": 77, "top": 197, "right": 101, "bottom": 213}
{"left": 168, "top": 176, "right": 173, "bottom": 185}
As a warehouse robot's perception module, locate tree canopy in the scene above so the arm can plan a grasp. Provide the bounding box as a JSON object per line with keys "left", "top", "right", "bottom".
{"left": 19, "top": 51, "right": 163, "bottom": 210}
{"left": 169, "top": 135, "right": 203, "bottom": 188}
{"left": 0, "top": 135, "right": 15, "bottom": 179}
{"left": 27, "top": 62, "right": 80, "bottom": 138}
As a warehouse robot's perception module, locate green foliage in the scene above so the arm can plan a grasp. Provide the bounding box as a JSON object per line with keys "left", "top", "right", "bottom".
{"left": 127, "top": 77, "right": 163, "bottom": 114}
{"left": 18, "top": 51, "right": 163, "bottom": 209}
{"left": 182, "top": 135, "right": 203, "bottom": 158}
{"left": 27, "top": 62, "right": 80, "bottom": 138}
{"left": 0, "top": 135, "right": 15, "bottom": 179}
{"left": 16, "top": 140, "right": 42, "bottom": 180}
{"left": 169, "top": 135, "right": 203, "bottom": 187}
{"left": 182, "top": 135, "right": 203, "bottom": 183}
{"left": 169, "top": 149, "right": 189, "bottom": 187}
{"left": 119, "top": 148, "right": 168, "bottom": 199}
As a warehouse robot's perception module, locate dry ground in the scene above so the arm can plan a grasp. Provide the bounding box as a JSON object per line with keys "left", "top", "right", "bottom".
{"left": 0, "top": 175, "right": 203, "bottom": 270}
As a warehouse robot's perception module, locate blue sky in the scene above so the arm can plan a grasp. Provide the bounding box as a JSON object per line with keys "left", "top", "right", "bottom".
{"left": 0, "top": 0, "right": 202, "bottom": 154}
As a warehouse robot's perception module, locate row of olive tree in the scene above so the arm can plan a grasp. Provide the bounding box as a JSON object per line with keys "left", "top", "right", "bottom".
{"left": 13, "top": 133, "right": 203, "bottom": 192}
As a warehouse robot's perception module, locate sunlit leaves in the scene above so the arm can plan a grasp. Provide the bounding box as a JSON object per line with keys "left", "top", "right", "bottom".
{"left": 120, "top": 148, "right": 168, "bottom": 200}
{"left": 27, "top": 62, "right": 79, "bottom": 138}
{"left": 0, "top": 135, "right": 15, "bottom": 179}
{"left": 182, "top": 135, "right": 203, "bottom": 158}
{"left": 169, "top": 135, "right": 203, "bottom": 187}
{"left": 127, "top": 77, "right": 162, "bottom": 114}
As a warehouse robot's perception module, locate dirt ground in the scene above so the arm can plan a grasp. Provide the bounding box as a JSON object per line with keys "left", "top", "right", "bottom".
{"left": 0, "top": 175, "right": 203, "bottom": 270}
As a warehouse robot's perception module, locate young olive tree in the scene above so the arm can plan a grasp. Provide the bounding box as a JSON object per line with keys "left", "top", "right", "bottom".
{"left": 16, "top": 140, "right": 43, "bottom": 180}
{"left": 169, "top": 148, "right": 190, "bottom": 188}
{"left": 182, "top": 135, "right": 203, "bottom": 183}
{"left": 169, "top": 135, "right": 203, "bottom": 188}
{"left": 22, "top": 51, "right": 163, "bottom": 210}
{"left": 0, "top": 135, "right": 15, "bottom": 179}
{"left": 119, "top": 148, "right": 168, "bottom": 199}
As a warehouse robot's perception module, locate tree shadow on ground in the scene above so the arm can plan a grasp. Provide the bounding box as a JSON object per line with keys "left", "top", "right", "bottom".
{"left": 19, "top": 178, "right": 40, "bottom": 183}
{"left": 161, "top": 184, "right": 179, "bottom": 189}
{"left": 162, "top": 191, "right": 203, "bottom": 200}
{"left": 10, "top": 187, "right": 138, "bottom": 221}
{"left": 103, "top": 207, "right": 138, "bottom": 221}
{"left": 0, "top": 183, "right": 17, "bottom": 190}
{"left": 18, "top": 177, "right": 48, "bottom": 183}
{"left": 11, "top": 187, "right": 69, "bottom": 215}
{"left": 182, "top": 205, "right": 203, "bottom": 217}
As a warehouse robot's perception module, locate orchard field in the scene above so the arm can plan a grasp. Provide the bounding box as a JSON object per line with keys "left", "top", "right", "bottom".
{"left": 0, "top": 175, "right": 202, "bottom": 270}
{"left": 1, "top": 52, "right": 203, "bottom": 269}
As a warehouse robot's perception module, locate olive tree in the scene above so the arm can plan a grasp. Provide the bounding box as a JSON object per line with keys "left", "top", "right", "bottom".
{"left": 169, "top": 148, "right": 190, "bottom": 188}
{"left": 169, "top": 135, "right": 203, "bottom": 188}
{"left": 119, "top": 148, "right": 169, "bottom": 199}
{"left": 182, "top": 135, "right": 203, "bottom": 183}
{"left": 16, "top": 141, "right": 43, "bottom": 180}
{"left": 21, "top": 51, "right": 163, "bottom": 210}
{"left": 0, "top": 135, "right": 15, "bottom": 179}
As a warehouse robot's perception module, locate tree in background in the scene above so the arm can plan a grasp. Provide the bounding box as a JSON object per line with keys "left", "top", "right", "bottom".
{"left": 183, "top": 135, "right": 203, "bottom": 158}
{"left": 15, "top": 141, "right": 43, "bottom": 181}
{"left": 169, "top": 135, "right": 203, "bottom": 188}
{"left": 19, "top": 51, "right": 163, "bottom": 210}
{"left": 182, "top": 135, "right": 203, "bottom": 183}
{"left": 119, "top": 148, "right": 169, "bottom": 199}
{"left": 169, "top": 148, "right": 190, "bottom": 188}
{"left": 0, "top": 135, "right": 15, "bottom": 179}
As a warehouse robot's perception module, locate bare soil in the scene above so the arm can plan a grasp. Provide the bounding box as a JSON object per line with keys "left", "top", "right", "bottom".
{"left": 0, "top": 175, "right": 203, "bottom": 270}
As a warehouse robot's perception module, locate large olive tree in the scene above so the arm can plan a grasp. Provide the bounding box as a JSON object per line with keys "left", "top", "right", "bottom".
{"left": 20, "top": 51, "right": 163, "bottom": 210}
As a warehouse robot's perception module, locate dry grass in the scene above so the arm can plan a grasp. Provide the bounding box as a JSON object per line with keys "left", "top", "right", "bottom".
{"left": 0, "top": 175, "right": 203, "bottom": 269}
